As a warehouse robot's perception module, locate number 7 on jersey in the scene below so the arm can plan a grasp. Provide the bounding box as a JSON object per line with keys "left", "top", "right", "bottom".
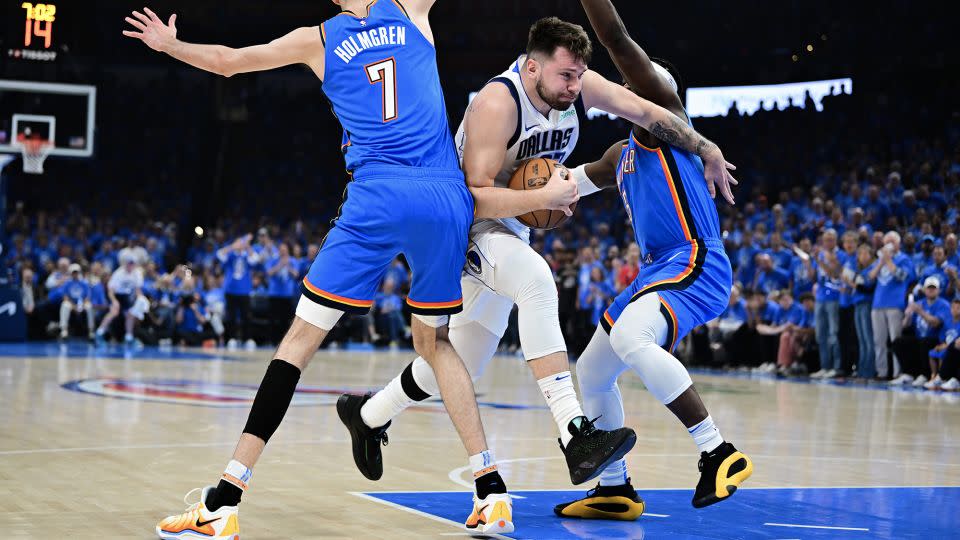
{"left": 365, "top": 57, "right": 398, "bottom": 122}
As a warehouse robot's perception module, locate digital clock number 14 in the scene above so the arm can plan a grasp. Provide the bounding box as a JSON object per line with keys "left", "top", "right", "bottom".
{"left": 22, "top": 2, "right": 57, "bottom": 49}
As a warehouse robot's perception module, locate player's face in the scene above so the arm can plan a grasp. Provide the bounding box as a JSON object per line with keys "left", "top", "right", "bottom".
{"left": 534, "top": 47, "right": 587, "bottom": 110}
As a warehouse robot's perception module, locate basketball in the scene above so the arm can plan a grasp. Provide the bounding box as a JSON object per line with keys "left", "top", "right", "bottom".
{"left": 507, "top": 157, "right": 577, "bottom": 229}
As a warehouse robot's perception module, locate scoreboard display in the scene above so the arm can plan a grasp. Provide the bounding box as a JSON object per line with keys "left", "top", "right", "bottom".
{"left": 6, "top": 2, "right": 62, "bottom": 62}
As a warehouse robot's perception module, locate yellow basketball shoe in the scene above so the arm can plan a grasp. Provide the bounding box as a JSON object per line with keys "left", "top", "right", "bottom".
{"left": 464, "top": 492, "right": 514, "bottom": 535}
{"left": 692, "top": 442, "right": 754, "bottom": 508}
{"left": 156, "top": 486, "right": 240, "bottom": 540}
{"left": 553, "top": 479, "right": 645, "bottom": 521}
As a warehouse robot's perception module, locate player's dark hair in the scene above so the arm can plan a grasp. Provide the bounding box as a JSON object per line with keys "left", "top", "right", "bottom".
{"left": 527, "top": 17, "right": 592, "bottom": 64}
{"left": 799, "top": 292, "right": 815, "bottom": 303}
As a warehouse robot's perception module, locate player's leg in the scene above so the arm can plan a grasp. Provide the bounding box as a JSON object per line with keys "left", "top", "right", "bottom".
{"left": 608, "top": 292, "right": 752, "bottom": 508}
{"left": 554, "top": 325, "right": 645, "bottom": 521}
{"left": 344, "top": 308, "right": 505, "bottom": 481}
{"left": 156, "top": 308, "right": 335, "bottom": 540}
{"left": 490, "top": 234, "right": 635, "bottom": 484}
{"left": 404, "top": 177, "right": 512, "bottom": 534}
{"left": 157, "top": 214, "right": 384, "bottom": 540}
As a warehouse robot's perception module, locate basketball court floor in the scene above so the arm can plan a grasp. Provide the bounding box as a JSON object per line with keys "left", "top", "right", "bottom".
{"left": 1, "top": 342, "right": 958, "bottom": 538}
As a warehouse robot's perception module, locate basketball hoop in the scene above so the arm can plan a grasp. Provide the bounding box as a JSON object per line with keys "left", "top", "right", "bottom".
{"left": 14, "top": 135, "right": 53, "bottom": 174}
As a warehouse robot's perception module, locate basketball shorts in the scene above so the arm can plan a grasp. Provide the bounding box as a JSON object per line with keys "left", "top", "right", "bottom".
{"left": 302, "top": 165, "right": 473, "bottom": 316}
{"left": 601, "top": 239, "right": 732, "bottom": 352}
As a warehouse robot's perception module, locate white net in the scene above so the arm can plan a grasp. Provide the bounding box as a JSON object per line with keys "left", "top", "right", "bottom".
{"left": 14, "top": 137, "right": 53, "bottom": 174}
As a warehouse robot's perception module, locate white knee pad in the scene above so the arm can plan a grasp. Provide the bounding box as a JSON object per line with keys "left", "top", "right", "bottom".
{"left": 295, "top": 295, "right": 344, "bottom": 331}
{"left": 576, "top": 325, "right": 629, "bottom": 431}
{"left": 412, "top": 313, "right": 449, "bottom": 328}
{"left": 608, "top": 293, "right": 693, "bottom": 405}
{"left": 497, "top": 244, "right": 565, "bottom": 360}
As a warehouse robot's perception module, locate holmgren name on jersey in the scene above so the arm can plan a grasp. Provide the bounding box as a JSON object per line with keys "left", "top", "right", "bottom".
{"left": 333, "top": 25, "right": 407, "bottom": 64}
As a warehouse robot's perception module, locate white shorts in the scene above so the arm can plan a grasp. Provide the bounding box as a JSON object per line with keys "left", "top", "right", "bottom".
{"left": 450, "top": 229, "right": 565, "bottom": 360}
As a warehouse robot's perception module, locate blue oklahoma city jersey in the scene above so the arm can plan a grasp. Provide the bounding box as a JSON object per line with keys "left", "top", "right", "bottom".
{"left": 321, "top": 1, "right": 459, "bottom": 171}
{"left": 616, "top": 133, "right": 721, "bottom": 256}
{"left": 603, "top": 130, "right": 731, "bottom": 351}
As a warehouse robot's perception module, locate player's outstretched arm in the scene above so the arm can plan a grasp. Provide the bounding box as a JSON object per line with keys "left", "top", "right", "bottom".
{"left": 571, "top": 139, "right": 628, "bottom": 198}
{"left": 464, "top": 84, "right": 579, "bottom": 219}
{"left": 581, "top": 71, "right": 738, "bottom": 205}
{"left": 123, "top": 8, "right": 324, "bottom": 78}
{"left": 579, "top": 0, "right": 680, "bottom": 111}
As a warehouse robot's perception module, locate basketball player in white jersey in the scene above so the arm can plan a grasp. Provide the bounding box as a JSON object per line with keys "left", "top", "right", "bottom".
{"left": 340, "top": 16, "right": 738, "bottom": 492}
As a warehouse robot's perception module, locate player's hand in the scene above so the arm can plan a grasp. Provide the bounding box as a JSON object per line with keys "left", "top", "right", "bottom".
{"left": 123, "top": 7, "right": 178, "bottom": 53}
{"left": 539, "top": 165, "right": 579, "bottom": 217}
{"left": 702, "top": 147, "right": 738, "bottom": 205}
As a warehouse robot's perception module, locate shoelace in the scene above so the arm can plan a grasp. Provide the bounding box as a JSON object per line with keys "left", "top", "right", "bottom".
{"left": 577, "top": 415, "right": 604, "bottom": 436}
{"left": 181, "top": 487, "right": 205, "bottom": 512}
{"left": 374, "top": 427, "right": 389, "bottom": 447}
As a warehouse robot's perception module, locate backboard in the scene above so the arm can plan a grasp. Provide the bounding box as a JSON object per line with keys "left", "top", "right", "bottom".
{"left": 0, "top": 79, "right": 96, "bottom": 160}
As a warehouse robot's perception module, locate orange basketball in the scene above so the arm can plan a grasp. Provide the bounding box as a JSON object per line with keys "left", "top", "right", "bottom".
{"left": 507, "top": 157, "right": 577, "bottom": 230}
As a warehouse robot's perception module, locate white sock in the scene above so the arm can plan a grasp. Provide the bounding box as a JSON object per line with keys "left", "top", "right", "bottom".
{"left": 688, "top": 415, "right": 723, "bottom": 453}
{"left": 538, "top": 371, "right": 585, "bottom": 447}
{"left": 222, "top": 459, "right": 253, "bottom": 492}
{"left": 361, "top": 375, "right": 414, "bottom": 429}
{"left": 96, "top": 327, "right": 105, "bottom": 336}
{"left": 469, "top": 449, "right": 498, "bottom": 479}
{"left": 598, "top": 458, "right": 629, "bottom": 487}
{"left": 124, "top": 332, "right": 133, "bottom": 341}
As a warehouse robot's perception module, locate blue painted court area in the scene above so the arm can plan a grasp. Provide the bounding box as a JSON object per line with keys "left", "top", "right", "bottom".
{"left": 363, "top": 486, "right": 959, "bottom": 539}
{"left": 0, "top": 341, "right": 238, "bottom": 360}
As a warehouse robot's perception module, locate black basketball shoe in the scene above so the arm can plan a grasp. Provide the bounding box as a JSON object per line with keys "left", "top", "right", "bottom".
{"left": 553, "top": 478, "right": 645, "bottom": 520}
{"left": 692, "top": 441, "right": 753, "bottom": 508}
{"left": 560, "top": 416, "right": 637, "bottom": 485}
{"left": 337, "top": 393, "right": 390, "bottom": 481}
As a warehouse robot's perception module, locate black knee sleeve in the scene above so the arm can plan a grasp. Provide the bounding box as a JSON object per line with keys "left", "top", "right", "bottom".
{"left": 243, "top": 359, "right": 301, "bottom": 443}
{"left": 400, "top": 361, "right": 430, "bottom": 402}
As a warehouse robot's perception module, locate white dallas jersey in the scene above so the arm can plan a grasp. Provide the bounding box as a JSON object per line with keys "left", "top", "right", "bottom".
{"left": 455, "top": 55, "right": 583, "bottom": 243}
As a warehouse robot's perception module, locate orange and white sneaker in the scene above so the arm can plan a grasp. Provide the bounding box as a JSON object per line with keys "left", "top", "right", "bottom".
{"left": 156, "top": 486, "right": 240, "bottom": 540}
{"left": 464, "top": 492, "right": 514, "bottom": 535}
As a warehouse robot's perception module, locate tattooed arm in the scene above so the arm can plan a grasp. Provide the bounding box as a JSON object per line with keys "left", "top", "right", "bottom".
{"left": 581, "top": 70, "right": 738, "bottom": 204}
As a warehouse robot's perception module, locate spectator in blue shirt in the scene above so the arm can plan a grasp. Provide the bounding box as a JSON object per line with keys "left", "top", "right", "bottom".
{"left": 579, "top": 266, "right": 615, "bottom": 327}
{"left": 752, "top": 254, "right": 790, "bottom": 295}
{"left": 837, "top": 232, "right": 861, "bottom": 376}
{"left": 944, "top": 234, "right": 960, "bottom": 268}
{"left": 373, "top": 277, "right": 407, "bottom": 346}
{"left": 175, "top": 283, "right": 212, "bottom": 346}
{"left": 766, "top": 232, "right": 794, "bottom": 270}
{"left": 917, "top": 245, "right": 955, "bottom": 298}
{"left": 267, "top": 243, "right": 301, "bottom": 344}
{"left": 58, "top": 264, "right": 94, "bottom": 340}
{"left": 811, "top": 229, "right": 844, "bottom": 378}
{"left": 789, "top": 238, "right": 816, "bottom": 299}
{"left": 912, "top": 234, "right": 936, "bottom": 278}
{"left": 927, "top": 298, "right": 960, "bottom": 390}
{"left": 217, "top": 234, "right": 261, "bottom": 347}
{"left": 892, "top": 277, "right": 951, "bottom": 387}
{"left": 842, "top": 245, "right": 877, "bottom": 378}
{"left": 868, "top": 231, "right": 915, "bottom": 379}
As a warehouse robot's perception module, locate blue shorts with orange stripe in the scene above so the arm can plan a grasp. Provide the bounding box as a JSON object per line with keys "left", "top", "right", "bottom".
{"left": 301, "top": 165, "right": 473, "bottom": 316}
{"left": 601, "top": 239, "right": 732, "bottom": 352}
